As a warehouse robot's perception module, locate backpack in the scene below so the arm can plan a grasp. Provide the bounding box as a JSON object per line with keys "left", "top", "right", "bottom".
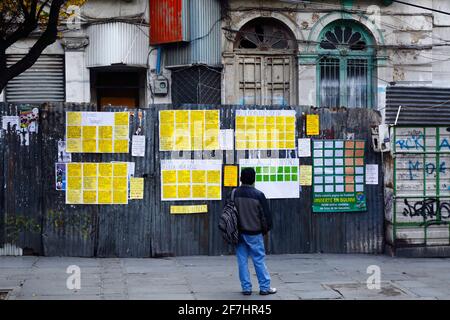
{"left": 218, "top": 189, "right": 239, "bottom": 245}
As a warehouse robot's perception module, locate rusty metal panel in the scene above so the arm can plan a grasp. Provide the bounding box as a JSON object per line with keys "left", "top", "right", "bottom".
{"left": 150, "top": 0, "right": 189, "bottom": 45}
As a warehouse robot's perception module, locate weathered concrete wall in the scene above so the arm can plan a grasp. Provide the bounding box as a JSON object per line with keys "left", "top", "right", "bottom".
{"left": 222, "top": 0, "right": 450, "bottom": 111}
{"left": 3, "top": 1, "right": 450, "bottom": 109}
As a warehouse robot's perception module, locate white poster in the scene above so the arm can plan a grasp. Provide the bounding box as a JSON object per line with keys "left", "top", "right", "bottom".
{"left": 57, "top": 140, "right": 72, "bottom": 163}
{"left": 298, "top": 138, "right": 311, "bottom": 157}
{"left": 366, "top": 164, "right": 379, "bottom": 185}
{"left": 219, "top": 129, "right": 234, "bottom": 150}
{"left": 239, "top": 158, "right": 300, "bottom": 199}
{"left": 2, "top": 116, "right": 20, "bottom": 131}
{"left": 128, "top": 162, "right": 135, "bottom": 177}
{"left": 132, "top": 135, "right": 146, "bottom": 157}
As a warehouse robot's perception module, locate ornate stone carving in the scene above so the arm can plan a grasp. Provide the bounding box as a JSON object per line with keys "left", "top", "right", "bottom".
{"left": 61, "top": 37, "right": 89, "bottom": 51}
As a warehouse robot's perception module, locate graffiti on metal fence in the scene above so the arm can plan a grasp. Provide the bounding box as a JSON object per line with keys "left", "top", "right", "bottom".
{"left": 401, "top": 198, "right": 450, "bottom": 222}
{"left": 407, "top": 160, "right": 447, "bottom": 180}
{"left": 395, "top": 131, "right": 424, "bottom": 151}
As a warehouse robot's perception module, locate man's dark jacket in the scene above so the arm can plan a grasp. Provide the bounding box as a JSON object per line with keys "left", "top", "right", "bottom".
{"left": 232, "top": 184, "right": 272, "bottom": 235}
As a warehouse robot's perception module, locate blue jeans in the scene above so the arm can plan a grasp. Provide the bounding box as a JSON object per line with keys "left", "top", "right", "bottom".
{"left": 235, "top": 233, "right": 271, "bottom": 292}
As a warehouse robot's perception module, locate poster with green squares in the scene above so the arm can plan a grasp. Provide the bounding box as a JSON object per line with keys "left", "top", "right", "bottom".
{"left": 239, "top": 158, "right": 300, "bottom": 199}
{"left": 312, "top": 140, "right": 367, "bottom": 213}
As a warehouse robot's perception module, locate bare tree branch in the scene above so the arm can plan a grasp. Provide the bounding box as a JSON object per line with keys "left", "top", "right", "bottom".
{"left": 19, "top": 0, "right": 30, "bottom": 19}
{"left": 0, "top": 0, "right": 67, "bottom": 92}
{"left": 37, "top": 0, "right": 52, "bottom": 18}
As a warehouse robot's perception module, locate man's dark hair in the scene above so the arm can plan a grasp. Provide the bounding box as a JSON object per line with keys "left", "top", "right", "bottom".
{"left": 240, "top": 167, "right": 256, "bottom": 185}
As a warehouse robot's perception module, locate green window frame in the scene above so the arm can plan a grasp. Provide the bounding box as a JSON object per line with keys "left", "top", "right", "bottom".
{"left": 316, "top": 20, "right": 376, "bottom": 108}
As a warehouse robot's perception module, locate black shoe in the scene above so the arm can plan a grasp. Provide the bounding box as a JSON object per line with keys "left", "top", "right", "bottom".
{"left": 242, "top": 291, "right": 252, "bottom": 296}
{"left": 259, "top": 288, "right": 277, "bottom": 295}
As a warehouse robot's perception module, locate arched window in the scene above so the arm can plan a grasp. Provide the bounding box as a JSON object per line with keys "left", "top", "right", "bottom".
{"left": 235, "top": 18, "right": 297, "bottom": 51}
{"left": 233, "top": 18, "right": 297, "bottom": 106}
{"left": 317, "top": 20, "right": 376, "bottom": 108}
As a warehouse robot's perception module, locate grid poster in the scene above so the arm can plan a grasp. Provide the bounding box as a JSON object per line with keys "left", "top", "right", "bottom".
{"left": 66, "top": 112, "right": 130, "bottom": 153}
{"left": 159, "top": 110, "right": 220, "bottom": 151}
{"left": 161, "top": 159, "right": 222, "bottom": 201}
{"left": 312, "top": 140, "right": 367, "bottom": 213}
{"left": 239, "top": 158, "right": 300, "bottom": 199}
{"left": 66, "top": 162, "right": 129, "bottom": 205}
{"left": 235, "top": 110, "right": 296, "bottom": 150}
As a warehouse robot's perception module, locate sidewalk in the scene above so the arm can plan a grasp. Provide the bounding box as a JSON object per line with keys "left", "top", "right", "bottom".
{"left": 1, "top": 254, "right": 449, "bottom": 300}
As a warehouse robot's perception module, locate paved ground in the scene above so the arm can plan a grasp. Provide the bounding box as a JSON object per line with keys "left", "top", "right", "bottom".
{"left": 1, "top": 254, "right": 450, "bottom": 300}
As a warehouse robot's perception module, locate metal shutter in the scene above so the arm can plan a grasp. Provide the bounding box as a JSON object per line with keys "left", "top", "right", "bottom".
{"left": 6, "top": 54, "right": 65, "bottom": 103}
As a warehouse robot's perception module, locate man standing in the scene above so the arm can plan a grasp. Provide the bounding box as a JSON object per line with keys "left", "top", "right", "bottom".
{"left": 233, "top": 167, "right": 276, "bottom": 296}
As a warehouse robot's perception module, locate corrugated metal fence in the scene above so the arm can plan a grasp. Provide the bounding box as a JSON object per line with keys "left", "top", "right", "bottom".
{"left": 0, "top": 103, "right": 384, "bottom": 257}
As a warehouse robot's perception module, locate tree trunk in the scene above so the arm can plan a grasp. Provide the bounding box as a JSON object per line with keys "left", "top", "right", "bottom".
{"left": 0, "top": 0, "right": 65, "bottom": 94}
{"left": 0, "top": 42, "right": 7, "bottom": 94}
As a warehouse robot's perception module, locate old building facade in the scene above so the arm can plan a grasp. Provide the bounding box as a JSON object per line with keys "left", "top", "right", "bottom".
{"left": 2, "top": 1, "right": 450, "bottom": 109}
{"left": 1, "top": 0, "right": 450, "bottom": 257}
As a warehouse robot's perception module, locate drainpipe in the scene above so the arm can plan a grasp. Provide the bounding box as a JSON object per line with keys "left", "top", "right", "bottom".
{"left": 156, "top": 46, "right": 162, "bottom": 75}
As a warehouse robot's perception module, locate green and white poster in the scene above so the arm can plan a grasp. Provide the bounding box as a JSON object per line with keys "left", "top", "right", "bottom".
{"left": 312, "top": 140, "right": 367, "bottom": 213}
{"left": 239, "top": 158, "right": 300, "bottom": 199}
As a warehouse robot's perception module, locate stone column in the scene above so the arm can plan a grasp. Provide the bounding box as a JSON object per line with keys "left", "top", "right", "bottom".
{"left": 298, "top": 54, "right": 318, "bottom": 106}
{"left": 62, "top": 37, "right": 90, "bottom": 103}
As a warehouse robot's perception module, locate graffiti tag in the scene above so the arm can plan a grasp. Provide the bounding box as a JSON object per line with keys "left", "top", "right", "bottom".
{"left": 402, "top": 198, "right": 450, "bottom": 222}
{"left": 395, "top": 133, "right": 424, "bottom": 150}
{"left": 408, "top": 161, "right": 447, "bottom": 180}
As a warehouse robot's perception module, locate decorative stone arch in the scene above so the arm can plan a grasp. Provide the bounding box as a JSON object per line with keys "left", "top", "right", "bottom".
{"left": 231, "top": 12, "right": 304, "bottom": 48}
{"left": 234, "top": 17, "right": 298, "bottom": 52}
{"left": 306, "top": 12, "right": 385, "bottom": 56}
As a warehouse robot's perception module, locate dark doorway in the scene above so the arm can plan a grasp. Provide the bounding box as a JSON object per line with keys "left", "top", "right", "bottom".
{"left": 90, "top": 68, "right": 146, "bottom": 109}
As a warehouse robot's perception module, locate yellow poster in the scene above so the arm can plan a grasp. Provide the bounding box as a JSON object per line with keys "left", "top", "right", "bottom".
{"left": 66, "top": 162, "right": 129, "bottom": 205}
{"left": 66, "top": 112, "right": 129, "bottom": 153}
{"left": 129, "top": 178, "right": 144, "bottom": 200}
{"left": 299, "top": 165, "right": 313, "bottom": 186}
{"left": 170, "top": 205, "right": 208, "bottom": 215}
{"left": 99, "top": 163, "right": 113, "bottom": 177}
{"left": 235, "top": 110, "right": 296, "bottom": 150}
{"left": 67, "top": 112, "right": 82, "bottom": 126}
{"left": 66, "top": 139, "right": 82, "bottom": 153}
{"left": 113, "top": 163, "right": 128, "bottom": 177}
{"left": 161, "top": 160, "right": 222, "bottom": 201}
{"left": 159, "top": 110, "right": 220, "bottom": 151}
{"left": 223, "top": 165, "right": 238, "bottom": 187}
{"left": 67, "top": 190, "right": 82, "bottom": 204}
{"left": 306, "top": 114, "right": 320, "bottom": 136}
{"left": 114, "top": 112, "right": 130, "bottom": 126}
{"left": 98, "top": 191, "right": 113, "bottom": 204}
